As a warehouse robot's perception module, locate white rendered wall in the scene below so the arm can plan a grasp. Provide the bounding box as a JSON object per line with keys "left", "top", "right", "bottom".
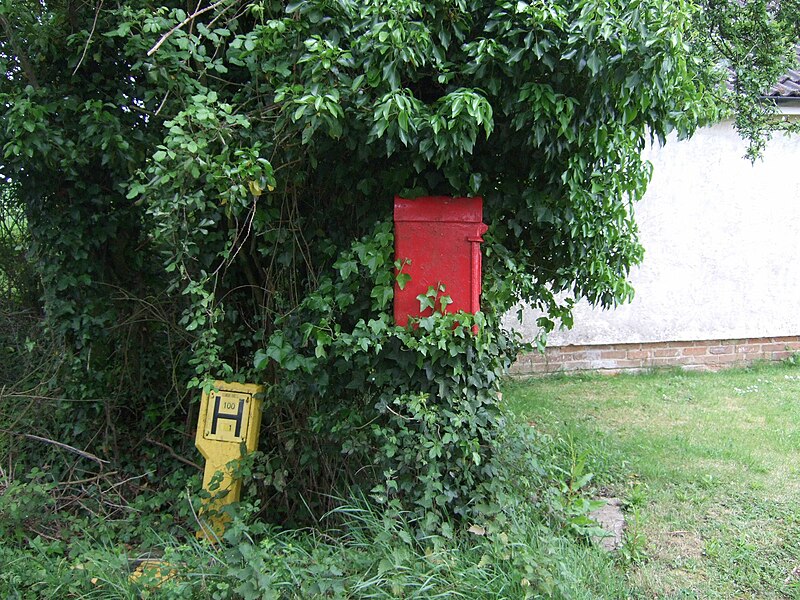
{"left": 508, "top": 119, "right": 800, "bottom": 346}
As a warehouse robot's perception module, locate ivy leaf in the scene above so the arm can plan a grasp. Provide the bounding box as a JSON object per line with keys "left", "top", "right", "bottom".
{"left": 417, "top": 287, "right": 437, "bottom": 312}
{"left": 371, "top": 285, "right": 393, "bottom": 309}
{"left": 396, "top": 272, "right": 411, "bottom": 290}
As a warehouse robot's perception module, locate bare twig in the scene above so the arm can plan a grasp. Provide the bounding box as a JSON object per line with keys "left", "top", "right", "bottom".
{"left": 103, "top": 472, "right": 149, "bottom": 492}
{"left": 145, "top": 437, "right": 202, "bottom": 470}
{"left": 2, "top": 430, "right": 109, "bottom": 466}
{"left": 155, "top": 89, "right": 170, "bottom": 116}
{"left": 187, "top": 487, "right": 221, "bottom": 543}
{"left": 212, "top": 198, "right": 257, "bottom": 278}
{"left": 0, "top": 393, "right": 109, "bottom": 403}
{"left": 55, "top": 471, "right": 116, "bottom": 487}
{"left": 147, "top": 0, "right": 233, "bottom": 57}
{"left": 72, "top": 0, "right": 103, "bottom": 75}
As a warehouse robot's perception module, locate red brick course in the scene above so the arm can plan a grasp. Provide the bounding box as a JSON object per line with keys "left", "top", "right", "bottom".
{"left": 509, "top": 336, "right": 800, "bottom": 376}
{"left": 653, "top": 348, "right": 680, "bottom": 358}
{"left": 600, "top": 350, "right": 627, "bottom": 360}
{"left": 709, "top": 345, "right": 734, "bottom": 355}
{"left": 681, "top": 346, "right": 708, "bottom": 356}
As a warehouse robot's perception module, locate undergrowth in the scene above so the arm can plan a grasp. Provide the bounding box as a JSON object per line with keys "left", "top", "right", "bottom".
{"left": 0, "top": 418, "right": 630, "bottom": 599}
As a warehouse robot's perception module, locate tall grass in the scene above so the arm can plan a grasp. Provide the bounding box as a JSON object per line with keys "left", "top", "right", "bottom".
{"left": 1, "top": 439, "right": 633, "bottom": 599}
{"left": 1, "top": 493, "right": 631, "bottom": 599}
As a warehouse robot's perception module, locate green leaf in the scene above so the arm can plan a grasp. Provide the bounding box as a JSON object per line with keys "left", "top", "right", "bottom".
{"left": 396, "top": 272, "right": 411, "bottom": 290}
{"left": 398, "top": 110, "right": 409, "bottom": 133}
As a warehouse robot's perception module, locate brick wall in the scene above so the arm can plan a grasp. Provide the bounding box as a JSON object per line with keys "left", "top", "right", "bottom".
{"left": 509, "top": 336, "right": 800, "bottom": 376}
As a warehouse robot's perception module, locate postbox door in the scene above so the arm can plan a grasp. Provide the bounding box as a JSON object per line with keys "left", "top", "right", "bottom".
{"left": 393, "top": 196, "right": 487, "bottom": 327}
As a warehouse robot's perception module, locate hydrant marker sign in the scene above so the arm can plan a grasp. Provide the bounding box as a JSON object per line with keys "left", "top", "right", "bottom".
{"left": 195, "top": 380, "right": 263, "bottom": 539}
{"left": 203, "top": 390, "right": 252, "bottom": 443}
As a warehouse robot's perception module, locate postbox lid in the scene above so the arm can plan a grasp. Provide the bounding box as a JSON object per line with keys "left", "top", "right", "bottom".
{"left": 394, "top": 195, "right": 484, "bottom": 223}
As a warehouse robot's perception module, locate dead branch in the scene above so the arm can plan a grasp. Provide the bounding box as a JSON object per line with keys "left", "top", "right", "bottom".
{"left": 145, "top": 437, "right": 202, "bottom": 470}
{"left": 147, "top": 0, "right": 233, "bottom": 57}
{"left": 2, "top": 430, "right": 109, "bottom": 466}
{"left": 72, "top": 0, "right": 103, "bottom": 75}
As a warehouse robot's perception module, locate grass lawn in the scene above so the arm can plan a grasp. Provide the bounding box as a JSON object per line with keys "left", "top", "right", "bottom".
{"left": 504, "top": 362, "right": 800, "bottom": 599}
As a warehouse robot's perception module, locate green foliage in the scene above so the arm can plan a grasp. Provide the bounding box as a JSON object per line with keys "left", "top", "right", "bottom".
{"left": 236, "top": 221, "right": 522, "bottom": 526}
{"left": 1, "top": 0, "right": 797, "bottom": 533}
{"left": 0, "top": 422, "right": 630, "bottom": 599}
{"left": 616, "top": 506, "right": 648, "bottom": 565}
{"left": 0, "top": 184, "right": 36, "bottom": 307}
{"left": 693, "top": 0, "right": 800, "bottom": 160}
{"left": 0, "top": 476, "right": 57, "bottom": 545}
{"left": 784, "top": 350, "right": 800, "bottom": 366}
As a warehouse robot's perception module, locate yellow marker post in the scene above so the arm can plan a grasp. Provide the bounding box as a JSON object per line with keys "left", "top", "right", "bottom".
{"left": 195, "top": 380, "right": 263, "bottom": 540}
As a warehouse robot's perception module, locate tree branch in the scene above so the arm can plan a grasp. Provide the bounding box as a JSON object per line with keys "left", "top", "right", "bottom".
{"left": 145, "top": 437, "right": 202, "bottom": 470}
{"left": 72, "top": 0, "right": 103, "bottom": 76}
{"left": 147, "top": 0, "right": 233, "bottom": 57}
{"left": 3, "top": 430, "right": 109, "bottom": 466}
{"left": 0, "top": 14, "right": 41, "bottom": 89}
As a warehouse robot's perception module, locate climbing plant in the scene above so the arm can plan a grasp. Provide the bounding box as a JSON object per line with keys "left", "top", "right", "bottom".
{"left": 1, "top": 0, "right": 797, "bottom": 526}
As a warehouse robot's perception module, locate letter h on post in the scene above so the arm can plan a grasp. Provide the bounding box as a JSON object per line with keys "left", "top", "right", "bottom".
{"left": 210, "top": 395, "right": 244, "bottom": 438}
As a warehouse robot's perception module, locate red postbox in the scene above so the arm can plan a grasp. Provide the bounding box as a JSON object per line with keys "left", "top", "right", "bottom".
{"left": 393, "top": 196, "right": 488, "bottom": 327}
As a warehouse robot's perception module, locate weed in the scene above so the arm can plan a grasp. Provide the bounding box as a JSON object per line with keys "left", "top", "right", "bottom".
{"left": 783, "top": 350, "right": 800, "bottom": 366}
{"left": 617, "top": 507, "right": 648, "bottom": 565}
